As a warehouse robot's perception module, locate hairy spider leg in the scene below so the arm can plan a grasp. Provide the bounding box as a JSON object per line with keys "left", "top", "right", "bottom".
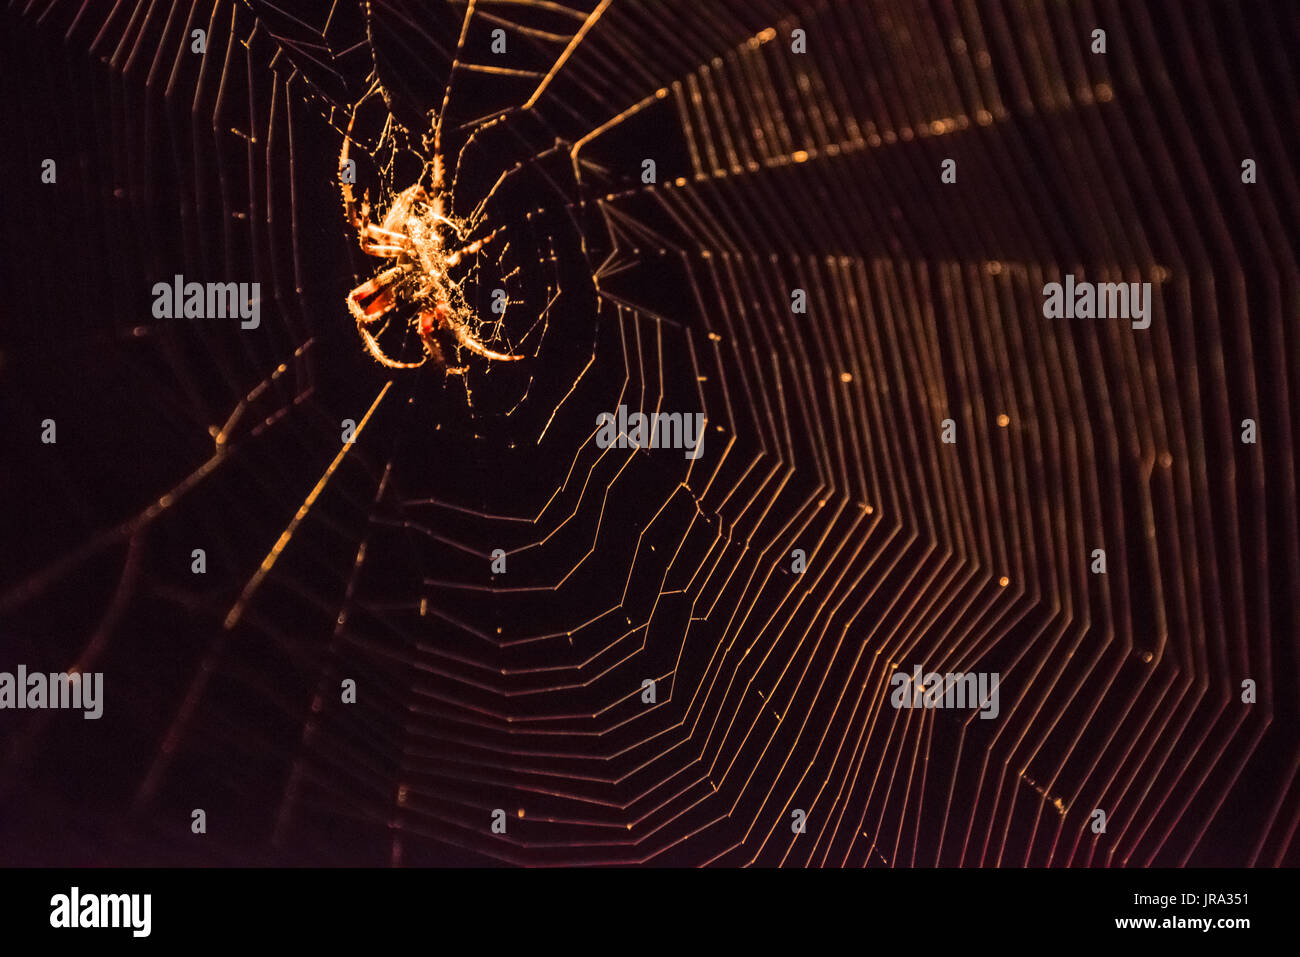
{"left": 339, "top": 113, "right": 406, "bottom": 248}
{"left": 358, "top": 325, "right": 426, "bottom": 370}
{"left": 358, "top": 232, "right": 411, "bottom": 258}
{"left": 347, "top": 264, "right": 412, "bottom": 326}
{"left": 415, "top": 312, "right": 466, "bottom": 376}
{"left": 352, "top": 266, "right": 427, "bottom": 370}
{"left": 451, "top": 320, "right": 523, "bottom": 362}
{"left": 421, "top": 302, "right": 523, "bottom": 363}
{"left": 339, "top": 112, "right": 366, "bottom": 231}
{"left": 444, "top": 227, "right": 504, "bottom": 269}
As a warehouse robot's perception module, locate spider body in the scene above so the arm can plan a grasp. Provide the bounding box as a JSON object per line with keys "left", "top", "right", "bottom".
{"left": 340, "top": 120, "right": 521, "bottom": 372}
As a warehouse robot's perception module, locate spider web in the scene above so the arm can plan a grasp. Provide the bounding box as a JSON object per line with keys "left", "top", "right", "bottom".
{"left": 0, "top": 0, "right": 1297, "bottom": 867}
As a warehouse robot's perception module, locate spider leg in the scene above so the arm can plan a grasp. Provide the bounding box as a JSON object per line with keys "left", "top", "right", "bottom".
{"left": 359, "top": 240, "right": 410, "bottom": 258}
{"left": 354, "top": 221, "right": 412, "bottom": 258}
{"left": 358, "top": 324, "right": 426, "bottom": 369}
{"left": 340, "top": 126, "right": 387, "bottom": 246}
{"left": 415, "top": 311, "right": 466, "bottom": 374}
{"left": 444, "top": 227, "right": 503, "bottom": 269}
{"left": 339, "top": 82, "right": 385, "bottom": 232}
{"left": 449, "top": 319, "right": 523, "bottom": 362}
{"left": 363, "top": 224, "right": 410, "bottom": 245}
{"left": 340, "top": 113, "right": 365, "bottom": 230}
{"left": 348, "top": 264, "right": 412, "bottom": 325}
{"left": 419, "top": 307, "right": 508, "bottom": 368}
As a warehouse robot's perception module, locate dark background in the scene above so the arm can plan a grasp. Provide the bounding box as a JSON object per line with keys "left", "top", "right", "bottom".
{"left": 0, "top": 0, "right": 1296, "bottom": 867}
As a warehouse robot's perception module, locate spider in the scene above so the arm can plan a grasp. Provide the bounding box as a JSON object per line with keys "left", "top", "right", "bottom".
{"left": 339, "top": 115, "right": 522, "bottom": 373}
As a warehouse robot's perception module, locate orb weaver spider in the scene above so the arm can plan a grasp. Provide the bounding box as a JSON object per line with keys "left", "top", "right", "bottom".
{"left": 339, "top": 113, "right": 522, "bottom": 373}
